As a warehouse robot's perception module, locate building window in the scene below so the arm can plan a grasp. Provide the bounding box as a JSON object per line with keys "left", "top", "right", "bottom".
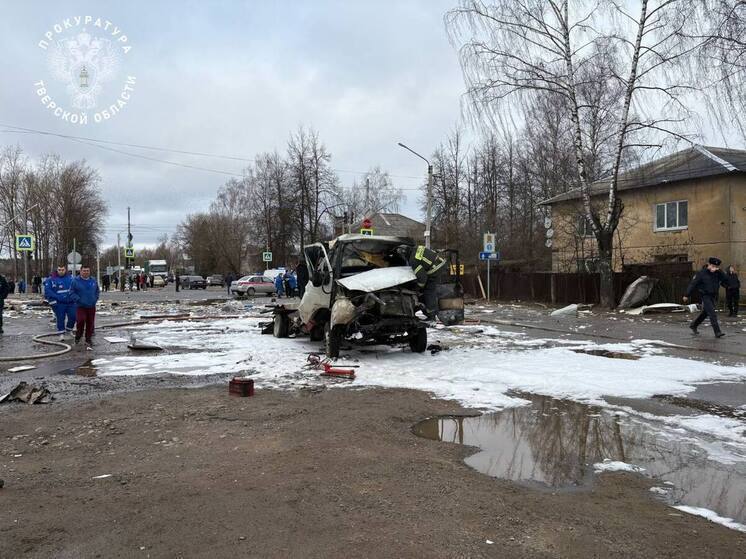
{"left": 655, "top": 200, "right": 688, "bottom": 231}
{"left": 577, "top": 216, "right": 594, "bottom": 237}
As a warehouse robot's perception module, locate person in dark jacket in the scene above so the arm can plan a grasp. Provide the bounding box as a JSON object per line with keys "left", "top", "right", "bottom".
{"left": 725, "top": 265, "right": 740, "bottom": 317}
{"left": 0, "top": 273, "right": 9, "bottom": 334}
{"left": 70, "top": 265, "right": 100, "bottom": 348}
{"left": 683, "top": 257, "right": 728, "bottom": 337}
{"left": 44, "top": 265, "right": 77, "bottom": 341}
{"left": 295, "top": 261, "right": 309, "bottom": 299}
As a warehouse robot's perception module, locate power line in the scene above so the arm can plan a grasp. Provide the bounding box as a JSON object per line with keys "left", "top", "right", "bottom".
{"left": 0, "top": 123, "right": 427, "bottom": 181}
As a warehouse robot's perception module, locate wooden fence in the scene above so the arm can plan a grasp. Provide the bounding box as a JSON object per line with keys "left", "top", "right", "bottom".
{"left": 459, "top": 262, "right": 696, "bottom": 306}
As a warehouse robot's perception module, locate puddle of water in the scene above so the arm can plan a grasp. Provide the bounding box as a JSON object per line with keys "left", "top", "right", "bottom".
{"left": 413, "top": 393, "right": 746, "bottom": 523}
{"left": 58, "top": 359, "right": 98, "bottom": 377}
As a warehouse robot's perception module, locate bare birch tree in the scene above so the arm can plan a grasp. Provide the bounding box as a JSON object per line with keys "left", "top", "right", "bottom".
{"left": 448, "top": 0, "right": 739, "bottom": 306}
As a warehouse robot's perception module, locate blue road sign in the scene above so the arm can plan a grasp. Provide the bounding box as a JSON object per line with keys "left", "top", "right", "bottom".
{"left": 16, "top": 234, "right": 34, "bottom": 251}
{"left": 479, "top": 251, "right": 500, "bottom": 261}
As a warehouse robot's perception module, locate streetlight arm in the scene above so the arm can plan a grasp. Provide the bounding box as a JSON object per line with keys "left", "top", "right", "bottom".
{"left": 397, "top": 142, "right": 430, "bottom": 166}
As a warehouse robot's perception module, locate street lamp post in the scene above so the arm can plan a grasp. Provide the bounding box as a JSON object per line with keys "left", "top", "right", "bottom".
{"left": 397, "top": 142, "right": 433, "bottom": 249}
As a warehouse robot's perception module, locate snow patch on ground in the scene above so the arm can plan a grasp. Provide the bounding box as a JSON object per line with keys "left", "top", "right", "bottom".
{"left": 593, "top": 460, "right": 645, "bottom": 474}
{"left": 95, "top": 317, "right": 746, "bottom": 463}
{"left": 674, "top": 506, "right": 746, "bottom": 532}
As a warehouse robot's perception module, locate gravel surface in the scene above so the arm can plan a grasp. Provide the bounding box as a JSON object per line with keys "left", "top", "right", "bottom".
{"left": 1, "top": 386, "right": 744, "bottom": 558}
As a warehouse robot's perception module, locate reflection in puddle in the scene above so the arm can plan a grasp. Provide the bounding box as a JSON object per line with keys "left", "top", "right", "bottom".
{"left": 413, "top": 394, "right": 746, "bottom": 523}
{"left": 58, "top": 360, "right": 98, "bottom": 377}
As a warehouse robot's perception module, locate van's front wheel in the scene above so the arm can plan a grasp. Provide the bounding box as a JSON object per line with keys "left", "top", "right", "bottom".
{"left": 324, "top": 322, "right": 343, "bottom": 359}
{"left": 408, "top": 327, "right": 427, "bottom": 353}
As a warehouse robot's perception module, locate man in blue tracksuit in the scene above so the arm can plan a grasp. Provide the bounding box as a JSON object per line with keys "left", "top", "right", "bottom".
{"left": 44, "top": 264, "right": 76, "bottom": 340}
{"left": 70, "top": 265, "right": 100, "bottom": 347}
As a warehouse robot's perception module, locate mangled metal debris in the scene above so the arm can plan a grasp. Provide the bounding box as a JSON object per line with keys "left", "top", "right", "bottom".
{"left": 127, "top": 334, "right": 163, "bottom": 351}
{"left": 617, "top": 276, "right": 657, "bottom": 309}
{"left": 0, "top": 381, "right": 52, "bottom": 404}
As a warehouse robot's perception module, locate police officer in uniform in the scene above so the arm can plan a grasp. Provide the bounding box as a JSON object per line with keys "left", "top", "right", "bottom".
{"left": 684, "top": 257, "right": 728, "bottom": 338}
{"left": 398, "top": 244, "right": 446, "bottom": 319}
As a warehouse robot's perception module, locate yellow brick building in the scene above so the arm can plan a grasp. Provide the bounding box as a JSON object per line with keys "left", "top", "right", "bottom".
{"left": 541, "top": 146, "right": 746, "bottom": 272}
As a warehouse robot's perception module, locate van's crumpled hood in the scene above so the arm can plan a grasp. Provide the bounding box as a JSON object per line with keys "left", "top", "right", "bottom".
{"left": 337, "top": 266, "right": 416, "bottom": 293}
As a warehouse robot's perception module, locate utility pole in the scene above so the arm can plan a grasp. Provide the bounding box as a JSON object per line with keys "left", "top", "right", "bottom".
{"left": 117, "top": 233, "right": 122, "bottom": 290}
{"left": 365, "top": 178, "right": 370, "bottom": 213}
{"left": 397, "top": 142, "right": 433, "bottom": 248}
{"left": 126, "top": 206, "right": 132, "bottom": 269}
{"left": 426, "top": 164, "right": 433, "bottom": 249}
{"left": 23, "top": 204, "right": 29, "bottom": 291}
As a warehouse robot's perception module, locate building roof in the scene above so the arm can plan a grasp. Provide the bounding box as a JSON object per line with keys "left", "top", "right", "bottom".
{"left": 353, "top": 212, "right": 426, "bottom": 238}
{"left": 540, "top": 145, "right": 746, "bottom": 205}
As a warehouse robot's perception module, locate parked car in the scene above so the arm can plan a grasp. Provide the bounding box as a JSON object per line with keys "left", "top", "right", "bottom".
{"left": 182, "top": 275, "right": 207, "bottom": 290}
{"left": 153, "top": 275, "right": 166, "bottom": 287}
{"left": 207, "top": 274, "right": 224, "bottom": 287}
{"left": 231, "top": 275, "right": 275, "bottom": 297}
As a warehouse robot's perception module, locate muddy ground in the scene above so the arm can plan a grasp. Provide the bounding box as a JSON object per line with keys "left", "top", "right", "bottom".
{"left": 1, "top": 386, "right": 744, "bottom": 558}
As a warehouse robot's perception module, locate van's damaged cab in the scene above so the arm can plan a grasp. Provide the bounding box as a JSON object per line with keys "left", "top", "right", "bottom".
{"left": 272, "top": 234, "right": 464, "bottom": 358}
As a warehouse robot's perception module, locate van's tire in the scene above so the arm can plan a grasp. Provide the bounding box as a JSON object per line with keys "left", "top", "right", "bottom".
{"left": 409, "top": 327, "right": 427, "bottom": 353}
{"left": 324, "top": 322, "right": 343, "bottom": 359}
{"left": 273, "top": 313, "right": 289, "bottom": 338}
{"left": 247, "top": 287, "right": 256, "bottom": 296}
{"left": 309, "top": 324, "right": 324, "bottom": 342}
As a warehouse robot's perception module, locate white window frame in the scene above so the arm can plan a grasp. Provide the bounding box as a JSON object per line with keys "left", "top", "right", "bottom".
{"left": 654, "top": 200, "right": 688, "bottom": 232}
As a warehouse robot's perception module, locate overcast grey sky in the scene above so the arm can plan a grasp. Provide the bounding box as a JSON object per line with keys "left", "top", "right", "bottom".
{"left": 0, "top": 0, "right": 467, "bottom": 248}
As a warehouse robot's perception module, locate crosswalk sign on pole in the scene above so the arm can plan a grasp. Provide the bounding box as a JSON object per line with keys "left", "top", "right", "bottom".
{"left": 124, "top": 247, "right": 135, "bottom": 258}
{"left": 262, "top": 251, "right": 272, "bottom": 262}
{"left": 15, "top": 234, "right": 35, "bottom": 251}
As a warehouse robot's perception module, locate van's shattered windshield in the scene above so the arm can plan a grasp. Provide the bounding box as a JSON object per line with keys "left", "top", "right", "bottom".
{"left": 338, "top": 240, "right": 410, "bottom": 277}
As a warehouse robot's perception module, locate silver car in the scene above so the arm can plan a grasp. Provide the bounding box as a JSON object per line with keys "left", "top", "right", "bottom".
{"left": 231, "top": 275, "right": 275, "bottom": 297}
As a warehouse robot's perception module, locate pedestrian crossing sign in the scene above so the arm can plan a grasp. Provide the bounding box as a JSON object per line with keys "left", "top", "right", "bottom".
{"left": 15, "top": 234, "right": 34, "bottom": 251}
{"left": 125, "top": 247, "right": 135, "bottom": 258}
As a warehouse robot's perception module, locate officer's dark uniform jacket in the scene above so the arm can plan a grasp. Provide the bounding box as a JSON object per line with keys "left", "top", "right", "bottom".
{"left": 410, "top": 246, "right": 446, "bottom": 287}
{"left": 687, "top": 267, "right": 727, "bottom": 299}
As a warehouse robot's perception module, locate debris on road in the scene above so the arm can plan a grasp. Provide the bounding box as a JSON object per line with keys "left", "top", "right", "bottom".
{"left": 127, "top": 335, "right": 163, "bottom": 351}
{"left": 623, "top": 303, "right": 698, "bottom": 315}
{"left": 550, "top": 303, "right": 593, "bottom": 317}
{"left": 306, "top": 353, "right": 356, "bottom": 380}
{"left": 229, "top": 377, "right": 255, "bottom": 397}
{"left": 103, "top": 336, "right": 129, "bottom": 343}
{"left": 7, "top": 365, "right": 36, "bottom": 373}
{"left": 617, "top": 276, "right": 657, "bottom": 309}
{"left": 0, "top": 381, "right": 52, "bottom": 404}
